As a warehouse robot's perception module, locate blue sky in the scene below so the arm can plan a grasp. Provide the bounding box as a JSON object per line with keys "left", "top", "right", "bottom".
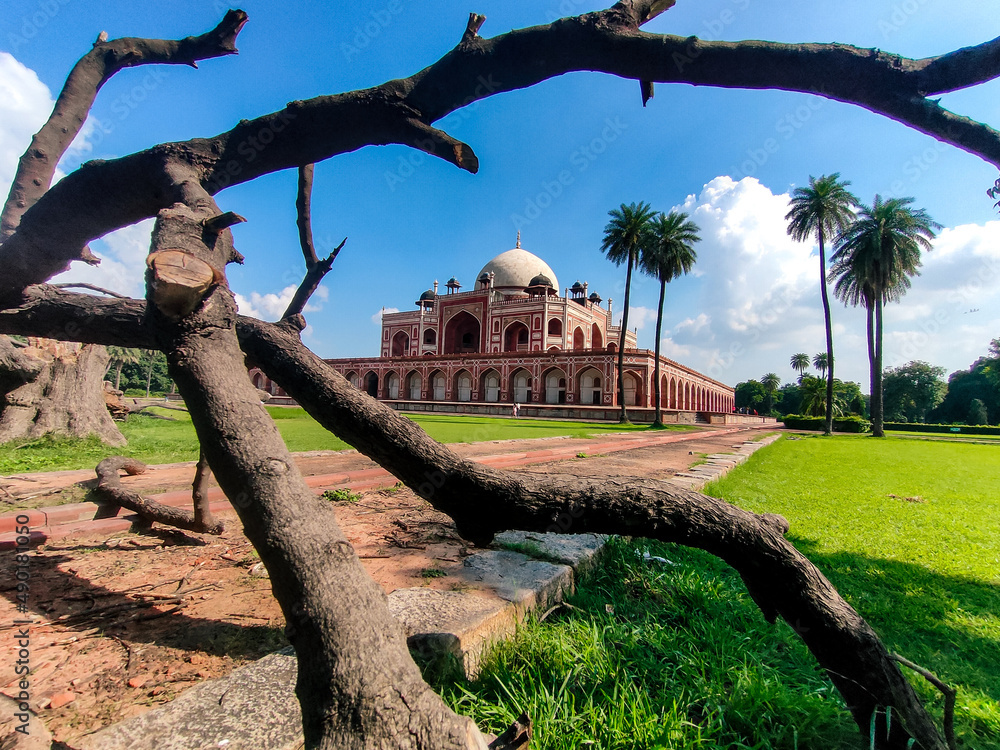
{"left": 2, "top": 0, "right": 998, "bottom": 389}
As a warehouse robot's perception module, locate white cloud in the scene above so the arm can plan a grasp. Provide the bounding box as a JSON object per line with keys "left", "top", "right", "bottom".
{"left": 372, "top": 306, "right": 400, "bottom": 324}
{"left": 234, "top": 284, "right": 328, "bottom": 321}
{"left": 653, "top": 177, "right": 1000, "bottom": 388}
{"left": 50, "top": 219, "right": 155, "bottom": 298}
{"left": 618, "top": 305, "right": 658, "bottom": 331}
{"left": 0, "top": 53, "right": 95, "bottom": 192}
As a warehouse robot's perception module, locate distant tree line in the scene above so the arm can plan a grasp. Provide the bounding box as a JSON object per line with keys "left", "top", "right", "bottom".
{"left": 735, "top": 337, "right": 1000, "bottom": 426}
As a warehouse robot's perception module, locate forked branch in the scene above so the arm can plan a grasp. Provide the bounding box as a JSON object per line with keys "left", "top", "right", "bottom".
{"left": 281, "top": 164, "right": 346, "bottom": 320}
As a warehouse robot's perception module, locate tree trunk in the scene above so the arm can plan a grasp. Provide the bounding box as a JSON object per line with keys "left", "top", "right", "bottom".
{"left": 0, "top": 338, "right": 124, "bottom": 446}
{"left": 145, "top": 353, "right": 153, "bottom": 397}
{"left": 873, "top": 300, "right": 885, "bottom": 437}
{"left": 114, "top": 360, "right": 124, "bottom": 391}
{"left": 616, "top": 255, "right": 634, "bottom": 423}
{"left": 652, "top": 277, "right": 665, "bottom": 427}
{"left": 163, "top": 295, "right": 488, "bottom": 750}
{"left": 818, "top": 231, "right": 835, "bottom": 436}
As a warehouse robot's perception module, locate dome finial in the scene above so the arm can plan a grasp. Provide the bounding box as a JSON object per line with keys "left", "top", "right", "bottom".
{"left": 515, "top": 230, "right": 521, "bottom": 248}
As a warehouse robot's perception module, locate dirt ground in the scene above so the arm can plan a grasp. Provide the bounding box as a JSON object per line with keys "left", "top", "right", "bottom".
{"left": 0, "top": 428, "right": 772, "bottom": 747}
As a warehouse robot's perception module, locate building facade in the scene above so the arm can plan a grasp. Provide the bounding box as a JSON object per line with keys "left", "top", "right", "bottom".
{"left": 251, "top": 240, "right": 735, "bottom": 419}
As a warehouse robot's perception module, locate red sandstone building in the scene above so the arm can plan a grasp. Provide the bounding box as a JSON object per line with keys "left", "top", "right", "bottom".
{"left": 251, "top": 239, "right": 735, "bottom": 422}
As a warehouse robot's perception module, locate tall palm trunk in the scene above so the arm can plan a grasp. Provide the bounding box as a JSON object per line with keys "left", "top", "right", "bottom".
{"left": 652, "top": 276, "right": 666, "bottom": 427}
{"left": 818, "top": 232, "right": 835, "bottom": 435}
{"left": 114, "top": 360, "right": 124, "bottom": 391}
{"left": 873, "top": 298, "right": 885, "bottom": 437}
{"left": 616, "top": 254, "right": 635, "bottom": 423}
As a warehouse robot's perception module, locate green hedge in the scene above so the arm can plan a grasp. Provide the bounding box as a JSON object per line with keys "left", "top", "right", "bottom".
{"left": 883, "top": 422, "right": 1000, "bottom": 436}
{"left": 781, "top": 414, "right": 871, "bottom": 433}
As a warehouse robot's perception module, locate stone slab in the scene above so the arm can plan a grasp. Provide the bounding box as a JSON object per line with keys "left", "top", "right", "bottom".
{"left": 491, "top": 531, "right": 608, "bottom": 576}
{"left": 79, "top": 649, "right": 301, "bottom": 750}
{"left": 458, "top": 550, "right": 573, "bottom": 612}
{"left": 387, "top": 588, "right": 514, "bottom": 677}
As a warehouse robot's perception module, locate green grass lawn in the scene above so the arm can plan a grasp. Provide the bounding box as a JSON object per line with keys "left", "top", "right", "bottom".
{"left": 436, "top": 433, "right": 1000, "bottom": 749}
{"left": 701, "top": 434, "right": 1000, "bottom": 748}
{"left": 0, "top": 407, "right": 679, "bottom": 474}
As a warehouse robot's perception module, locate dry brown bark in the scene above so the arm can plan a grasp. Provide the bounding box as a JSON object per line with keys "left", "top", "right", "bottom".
{"left": 94, "top": 456, "right": 224, "bottom": 535}
{"left": 2, "top": 2, "right": 996, "bottom": 747}
{"left": 0, "top": 339, "right": 124, "bottom": 446}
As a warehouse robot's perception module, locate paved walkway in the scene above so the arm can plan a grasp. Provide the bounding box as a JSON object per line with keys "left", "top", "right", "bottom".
{"left": 0, "top": 425, "right": 779, "bottom": 548}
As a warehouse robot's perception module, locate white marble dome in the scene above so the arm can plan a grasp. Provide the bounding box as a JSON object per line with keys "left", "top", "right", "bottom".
{"left": 477, "top": 247, "right": 559, "bottom": 292}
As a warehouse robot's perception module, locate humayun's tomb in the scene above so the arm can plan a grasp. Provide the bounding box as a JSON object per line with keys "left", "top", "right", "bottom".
{"left": 250, "top": 238, "right": 740, "bottom": 423}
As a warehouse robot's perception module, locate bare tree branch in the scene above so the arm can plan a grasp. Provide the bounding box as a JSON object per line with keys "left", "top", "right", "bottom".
{"left": 296, "top": 164, "right": 319, "bottom": 267}
{"left": 191, "top": 448, "right": 221, "bottom": 533}
{"left": 915, "top": 35, "right": 1000, "bottom": 95}
{"left": 52, "top": 282, "right": 127, "bottom": 298}
{"left": 0, "top": 9, "right": 248, "bottom": 241}
{"left": 281, "top": 165, "right": 346, "bottom": 320}
{"left": 3, "top": 5, "right": 999, "bottom": 302}
{"left": 94, "top": 456, "right": 224, "bottom": 535}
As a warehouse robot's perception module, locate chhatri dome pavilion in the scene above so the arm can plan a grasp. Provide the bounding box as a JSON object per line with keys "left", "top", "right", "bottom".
{"left": 251, "top": 237, "right": 736, "bottom": 422}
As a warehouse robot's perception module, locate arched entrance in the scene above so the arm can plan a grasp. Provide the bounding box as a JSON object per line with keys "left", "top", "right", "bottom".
{"left": 622, "top": 371, "right": 640, "bottom": 406}
{"left": 480, "top": 369, "right": 500, "bottom": 402}
{"left": 579, "top": 368, "right": 602, "bottom": 405}
{"left": 385, "top": 371, "right": 399, "bottom": 399}
{"left": 504, "top": 322, "right": 530, "bottom": 352}
{"left": 510, "top": 368, "right": 531, "bottom": 403}
{"left": 405, "top": 371, "right": 422, "bottom": 400}
{"left": 573, "top": 327, "right": 585, "bottom": 350}
{"left": 543, "top": 368, "right": 567, "bottom": 404}
{"left": 346, "top": 371, "right": 359, "bottom": 389}
{"left": 430, "top": 370, "right": 446, "bottom": 400}
{"left": 391, "top": 331, "right": 409, "bottom": 357}
{"left": 454, "top": 370, "right": 472, "bottom": 402}
{"left": 364, "top": 371, "right": 378, "bottom": 397}
{"left": 591, "top": 323, "right": 603, "bottom": 349}
{"left": 443, "top": 312, "right": 481, "bottom": 354}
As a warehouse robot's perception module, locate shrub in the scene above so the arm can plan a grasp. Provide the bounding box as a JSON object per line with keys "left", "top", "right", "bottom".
{"left": 883, "top": 422, "right": 1000, "bottom": 436}
{"left": 781, "top": 414, "right": 871, "bottom": 433}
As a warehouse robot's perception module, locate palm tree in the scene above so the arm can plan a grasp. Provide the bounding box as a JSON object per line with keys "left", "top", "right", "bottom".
{"left": 813, "top": 352, "right": 830, "bottom": 381}
{"left": 641, "top": 211, "right": 700, "bottom": 427}
{"left": 799, "top": 375, "right": 847, "bottom": 418}
{"left": 789, "top": 352, "right": 810, "bottom": 382}
{"left": 106, "top": 346, "right": 142, "bottom": 391}
{"left": 601, "top": 201, "right": 657, "bottom": 423}
{"left": 760, "top": 372, "right": 781, "bottom": 413}
{"left": 786, "top": 174, "right": 857, "bottom": 435}
{"left": 830, "top": 195, "right": 939, "bottom": 437}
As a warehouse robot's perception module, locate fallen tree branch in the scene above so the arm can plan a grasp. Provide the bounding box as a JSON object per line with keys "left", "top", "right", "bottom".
{"left": 0, "top": 288, "right": 952, "bottom": 747}
{"left": 891, "top": 653, "right": 958, "bottom": 750}
{"left": 94, "top": 456, "right": 224, "bottom": 535}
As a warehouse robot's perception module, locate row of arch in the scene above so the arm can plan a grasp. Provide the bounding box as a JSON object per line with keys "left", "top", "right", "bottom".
{"left": 344, "top": 367, "right": 732, "bottom": 412}
{"left": 389, "top": 314, "right": 606, "bottom": 356}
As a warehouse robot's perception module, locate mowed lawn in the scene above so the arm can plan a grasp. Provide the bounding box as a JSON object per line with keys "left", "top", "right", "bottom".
{"left": 0, "top": 407, "right": 677, "bottom": 474}
{"left": 703, "top": 434, "right": 1000, "bottom": 747}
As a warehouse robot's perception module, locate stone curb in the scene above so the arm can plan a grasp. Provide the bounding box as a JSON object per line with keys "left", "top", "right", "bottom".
{"left": 665, "top": 433, "right": 781, "bottom": 489}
